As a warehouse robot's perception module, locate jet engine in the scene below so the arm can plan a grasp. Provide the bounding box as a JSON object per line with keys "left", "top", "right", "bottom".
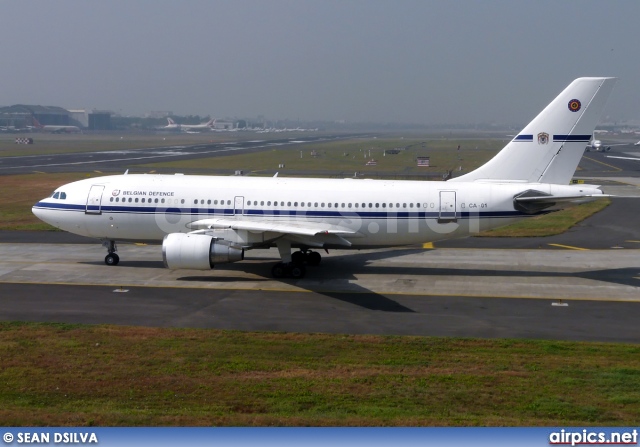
{"left": 162, "top": 233, "right": 243, "bottom": 270}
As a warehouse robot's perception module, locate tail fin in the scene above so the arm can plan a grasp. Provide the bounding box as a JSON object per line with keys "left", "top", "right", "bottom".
{"left": 32, "top": 117, "right": 43, "bottom": 128}
{"left": 167, "top": 118, "right": 175, "bottom": 125}
{"left": 450, "top": 77, "right": 616, "bottom": 185}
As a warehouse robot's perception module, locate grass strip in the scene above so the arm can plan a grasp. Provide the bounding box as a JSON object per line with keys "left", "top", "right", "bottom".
{"left": 0, "top": 323, "right": 639, "bottom": 426}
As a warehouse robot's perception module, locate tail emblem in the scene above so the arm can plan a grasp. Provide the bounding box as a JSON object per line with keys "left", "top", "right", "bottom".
{"left": 568, "top": 99, "right": 581, "bottom": 112}
{"left": 537, "top": 132, "right": 549, "bottom": 145}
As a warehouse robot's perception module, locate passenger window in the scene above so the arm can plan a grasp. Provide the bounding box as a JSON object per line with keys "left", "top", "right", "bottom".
{"left": 135, "top": 198, "right": 139, "bottom": 203}
{"left": 314, "top": 202, "right": 318, "bottom": 207}
{"left": 410, "top": 203, "right": 414, "bottom": 208}
{"left": 355, "top": 203, "right": 359, "bottom": 208}
{"left": 141, "top": 198, "right": 145, "bottom": 203}
{"left": 389, "top": 203, "right": 393, "bottom": 208}
{"left": 115, "top": 197, "right": 119, "bottom": 202}
{"left": 267, "top": 201, "right": 271, "bottom": 206}
{"left": 375, "top": 203, "right": 379, "bottom": 208}
{"left": 382, "top": 203, "right": 386, "bottom": 208}
{"left": 181, "top": 199, "right": 185, "bottom": 204}
{"left": 207, "top": 200, "right": 211, "bottom": 205}
{"left": 328, "top": 203, "right": 332, "bottom": 208}
{"left": 321, "top": 203, "right": 325, "bottom": 207}
{"left": 403, "top": 203, "right": 406, "bottom": 208}
{"left": 369, "top": 203, "right": 372, "bottom": 208}
{"left": 261, "top": 201, "right": 264, "bottom": 206}
{"left": 287, "top": 202, "right": 291, "bottom": 206}
{"left": 110, "top": 197, "right": 113, "bottom": 202}
{"left": 155, "top": 198, "right": 159, "bottom": 203}
{"left": 161, "top": 199, "right": 165, "bottom": 204}
{"left": 396, "top": 203, "right": 400, "bottom": 208}
{"left": 227, "top": 200, "right": 231, "bottom": 205}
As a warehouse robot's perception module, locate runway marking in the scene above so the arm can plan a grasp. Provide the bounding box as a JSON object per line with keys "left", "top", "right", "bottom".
{"left": 422, "top": 242, "right": 434, "bottom": 249}
{"left": 0, "top": 280, "right": 637, "bottom": 303}
{"left": 547, "top": 243, "right": 589, "bottom": 251}
{"left": 582, "top": 156, "right": 623, "bottom": 172}
{"left": 625, "top": 240, "right": 640, "bottom": 244}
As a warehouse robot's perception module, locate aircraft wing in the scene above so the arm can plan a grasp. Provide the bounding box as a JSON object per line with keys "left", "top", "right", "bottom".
{"left": 187, "top": 217, "right": 361, "bottom": 247}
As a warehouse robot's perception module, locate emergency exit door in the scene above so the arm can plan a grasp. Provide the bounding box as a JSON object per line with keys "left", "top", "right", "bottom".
{"left": 85, "top": 185, "right": 105, "bottom": 215}
{"left": 439, "top": 190, "right": 457, "bottom": 222}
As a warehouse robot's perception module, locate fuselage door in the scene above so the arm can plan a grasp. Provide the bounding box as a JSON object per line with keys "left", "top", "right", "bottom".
{"left": 234, "top": 196, "right": 244, "bottom": 215}
{"left": 85, "top": 185, "right": 105, "bottom": 215}
{"left": 438, "top": 190, "right": 457, "bottom": 222}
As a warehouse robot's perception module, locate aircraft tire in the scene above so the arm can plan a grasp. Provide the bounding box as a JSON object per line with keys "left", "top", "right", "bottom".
{"left": 271, "top": 262, "right": 287, "bottom": 278}
{"left": 105, "top": 253, "right": 120, "bottom": 266}
{"left": 307, "top": 251, "right": 322, "bottom": 266}
{"left": 289, "top": 263, "right": 306, "bottom": 279}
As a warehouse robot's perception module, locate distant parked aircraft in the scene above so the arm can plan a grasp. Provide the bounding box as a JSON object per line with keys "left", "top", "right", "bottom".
{"left": 32, "top": 117, "right": 80, "bottom": 133}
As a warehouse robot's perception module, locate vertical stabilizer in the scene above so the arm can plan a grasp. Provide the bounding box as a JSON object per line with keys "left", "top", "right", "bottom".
{"left": 450, "top": 77, "right": 616, "bottom": 184}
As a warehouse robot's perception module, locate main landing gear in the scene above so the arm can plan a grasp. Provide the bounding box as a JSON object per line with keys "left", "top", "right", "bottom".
{"left": 271, "top": 243, "right": 323, "bottom": 279}
{"left": 103, "top": 240, "right": 119, "bottom": 266}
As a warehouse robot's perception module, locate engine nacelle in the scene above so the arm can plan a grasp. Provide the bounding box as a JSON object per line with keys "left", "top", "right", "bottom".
{"left": 162, "top": 233, "right": 244, "bottom": 270}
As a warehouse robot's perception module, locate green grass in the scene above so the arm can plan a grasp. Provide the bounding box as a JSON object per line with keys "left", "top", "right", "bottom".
{"left": 0, "top": 173, "right": 101, "bottom": 231}
{"left": 142, "top": 137, "right": 503, "bottom": 177}
{"left": 0, "top": 322, "right": 638, "bottom": 426}
{"left": 480, "top": 199, "right": 611, "bottom": 237}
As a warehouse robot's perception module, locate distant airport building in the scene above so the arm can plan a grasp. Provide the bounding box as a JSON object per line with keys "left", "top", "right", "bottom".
{"left": 88, "top": 111, "right": 112, "bottom": 130}
{"left": 212, "top": 121, "right": 235, "bottom": 130}
{"left": 68, "top": 109, "right": 89, "bottom": 127}
{"left": 0, "top": 105, "right": 78, "bottom": 128}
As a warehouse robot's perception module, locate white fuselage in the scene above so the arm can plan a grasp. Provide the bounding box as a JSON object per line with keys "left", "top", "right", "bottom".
{"left": 32, "top": 174, "right": 599, "bottom": 248}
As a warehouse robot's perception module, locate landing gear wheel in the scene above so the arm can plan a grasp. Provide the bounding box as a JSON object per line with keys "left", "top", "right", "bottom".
{"left": 291, "top": 251, "right": 305, "bottom": 264}
{"left": 271, "top": 262, "right": 287, "bottom": 278}
{"left": 307, "top": 251, "right": 322, "bottom": 266}
{"left": 289, "top": 263, "right": 306, "bottom": 279}
{"left": 105, "top": 253, "right": 120, "bottom": 266}
{"left": 271, "top": 262, "right": 306, "bottom": 279}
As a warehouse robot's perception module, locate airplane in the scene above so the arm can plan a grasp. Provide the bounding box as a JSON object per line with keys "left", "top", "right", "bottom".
{"left": 32, "top": 77, "right": 616, "bottom": 279}
{"left": 32, "top": 117, "right": 80, "bottom": 133}
{"left": 584, "top": 134, "right": 629, "bottom": 152}
{"left": 159, "top": 117, "right": 215, "bottom": 132}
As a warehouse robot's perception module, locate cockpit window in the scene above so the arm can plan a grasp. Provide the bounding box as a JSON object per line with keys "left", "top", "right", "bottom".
{"left": 60, "top": 192, "right": 67, "bottom": 200}
{"left": 52, "top": 192, "right": 60, "bottom": 199}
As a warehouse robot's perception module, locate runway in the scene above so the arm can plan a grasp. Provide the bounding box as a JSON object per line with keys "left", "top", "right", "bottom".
{"left": 0, "top": 134, "right": 360, "bottom": 175}
{"left": 1, "top": 135, "right": 639, "bottom": 342}
{"left": 1, "top": 240, "right": 639, "bottom": 342}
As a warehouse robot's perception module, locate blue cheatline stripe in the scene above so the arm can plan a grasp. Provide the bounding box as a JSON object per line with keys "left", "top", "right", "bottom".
{"left": 33, "top": 202, "right": 534, "bottom": 219}
{"left": 553, "top": 134, "right": 592, "bottom": 142}
{"left": 513, "top": 134, "right": 533, "bottom": 141}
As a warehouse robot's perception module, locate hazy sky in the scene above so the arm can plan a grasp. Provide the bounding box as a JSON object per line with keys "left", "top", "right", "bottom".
{"left": 2, "top": 0, "right": 639, "bottom": 125}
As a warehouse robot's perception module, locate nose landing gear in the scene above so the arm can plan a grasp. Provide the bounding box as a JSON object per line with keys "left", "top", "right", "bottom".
{"left": 103, "top": 240, "right": 119, "bottom": 266}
